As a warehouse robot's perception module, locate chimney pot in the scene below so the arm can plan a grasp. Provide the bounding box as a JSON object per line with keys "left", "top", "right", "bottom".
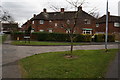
{"left": 61, "top": 8, "right": 64, "bottom": 12}
{"left": 108, "top": 12, "right": 110, "bottom": 16}
{"left": 78, "top": 6, "right": 82, "bottom": 11}
{"left": 34, "top": 14, "right": 36, "bottom": 17}
{"left": 43, "top": 8, "right": 47, "bottom": 12}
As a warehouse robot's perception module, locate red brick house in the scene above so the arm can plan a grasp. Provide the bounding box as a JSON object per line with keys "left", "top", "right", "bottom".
{"left": 21, "top": 7, "right": 96, "bottom": 34}
{"left": 95, "top": 12, "right": 120, "bottom": 34}
{"left": 1, "top": 22, "right": 18, "bottom": 33}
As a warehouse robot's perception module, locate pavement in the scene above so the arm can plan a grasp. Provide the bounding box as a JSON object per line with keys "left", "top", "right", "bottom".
{"left": 2, "top": 35, "right": 119, "bottom": 78}
{"left": 105, "top": 44, "right": 120, "bottom": 78}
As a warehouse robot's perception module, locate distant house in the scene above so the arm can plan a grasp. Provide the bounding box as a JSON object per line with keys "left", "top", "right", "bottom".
{"left": 1, "top": 22, "right": 19, "bottom": 33}
{"left": 95, "top": 12, "right": 120, "bottom": 34}
{"left": 22, "top": 7, "right": 96, "bottom": 34}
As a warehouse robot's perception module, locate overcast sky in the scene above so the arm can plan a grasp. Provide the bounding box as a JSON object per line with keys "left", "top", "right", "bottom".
{"left": 1, "top": 0, "right": 120, "bottom": 27}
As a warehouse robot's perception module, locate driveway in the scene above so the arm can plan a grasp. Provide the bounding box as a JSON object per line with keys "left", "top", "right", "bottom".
{"left": 2, "top": 35, "right": 119, "bottom": 78}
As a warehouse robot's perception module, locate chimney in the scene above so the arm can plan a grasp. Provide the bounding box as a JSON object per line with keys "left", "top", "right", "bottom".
{"left": 33, "top": 14, "right": 36, "bottom": 17}
{"left": 78, "top": 6, "right": 82, "bottom": 11}
{"left": 61, "top": 8, "right": 64, "bottom": 12}
{"left": 43, "top": 8, "right": 47, "bottom": 12}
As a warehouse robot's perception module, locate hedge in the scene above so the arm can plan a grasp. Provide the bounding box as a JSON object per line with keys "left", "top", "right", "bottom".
{"left": 11, "top": 32, "right": 115, "bottom": 42}
{"left": 94, "top": 34, "right": 115, "bottom": 42}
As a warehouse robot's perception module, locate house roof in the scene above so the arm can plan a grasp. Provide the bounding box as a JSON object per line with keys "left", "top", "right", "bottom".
{"left": 2, "top": 23, "right": 18, "bottom": 28}
{"left": 96, "top": 15, "right": 120, "bottom": 23}
{"left": 31, "top": 10, "right": 96, "bottom": 21}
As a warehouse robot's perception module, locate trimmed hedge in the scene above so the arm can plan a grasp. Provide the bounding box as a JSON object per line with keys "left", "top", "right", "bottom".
{"left": 11, "top": 32, "right": 115, "bottom": 42}
{"left": 11, "top": 32, "right": 24, "bottom": 40}
{"left": 94, "top": 34, "right": 115, "bottom": 42}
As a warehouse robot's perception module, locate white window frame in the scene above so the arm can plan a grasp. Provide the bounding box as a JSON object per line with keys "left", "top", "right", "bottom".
{"left": 83, "top": 30, "right": 92, "bottom": 34}
{"left": 49, "top": 20, "right": 52, "bottom": 23}
{"left": 66, "top": 29, "right": 70, "bottom": 33}
{"left": 55, "top": 23, "right": 57, "bottom": 27}
{"left": 96, "top": 24, "right": 99, "bottom": 27}
{"left": 40, "top": 20, "right": 44, "bottom": 24}
{"left": 114, "top": 22, "right": 120, "bottom": 27}
{"left": 49, "top": 29, "right": 53, "bottom": 33}
{"left": 39, "top": 29, "right": 44, "bottom": 32}
{"left": 32, "top": 21, "right": 34, "bottom": 24}
{"left": 31, "top": 30, "right": 34, "bottom": 33}
{"left": 84, "top": 19, "right": 91, "bottom": 24}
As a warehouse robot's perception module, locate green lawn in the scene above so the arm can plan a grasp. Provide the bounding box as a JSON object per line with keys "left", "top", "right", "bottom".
{"left": 11, "top": 41, "right": 90, "bottom": 46}
{"left": 19, "top": 49, "right": 118, "bottom": 78}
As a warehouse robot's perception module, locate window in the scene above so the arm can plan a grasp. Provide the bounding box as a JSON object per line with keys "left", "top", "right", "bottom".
{"left": 114, "top": 22, "right": 120, "bottom": 27}
{"left": 96, "top": 24, "right": 99, "bottom": 27}
{"left": 66, "top": 29, "right": 70, "bottom": 33}
{"left": 83, "top": 30, "right": 92, "bottom": 34}
{"left": 49, "top": 20, "right": 52, "bottom": 23}
{"left": 31, "top": 30, "right": 34, "bottom": 33}
{"left": 48, "top": 28, "right": 53, "bottom": 33}
{"left": 67, "top": 20, "right": 70, "bottom": 24}
{"left": 32, "top": 21, "right": 35, "bottom": 24}
{"left": 55, "top": 23, "right": 57, "bottom": 27}
{"left": 84, "top": 19, "right": 91, "bottom": 24}
{"left": 39, "top": 29, "right": 44, "bottom": 32}
{"left": 40, "top": 20, "right": 44, "bottom": 24}
{"left": 49, "top": 30, "right": 53, "bottom": 33}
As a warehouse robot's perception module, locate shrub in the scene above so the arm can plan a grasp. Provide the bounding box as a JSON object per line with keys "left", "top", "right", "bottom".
{"left": 11, "top": 32, "right": 24, "bottom": 40}
{"left": 94, "top": 34, "right": 115, "bottom": 42}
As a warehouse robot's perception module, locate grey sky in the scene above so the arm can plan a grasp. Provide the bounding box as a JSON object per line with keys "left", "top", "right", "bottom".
{"left": 1, "top": 0, "right": 120, "bottom": 27}
{"left": 118, "top": 1, "right": 120, "bottom": 16}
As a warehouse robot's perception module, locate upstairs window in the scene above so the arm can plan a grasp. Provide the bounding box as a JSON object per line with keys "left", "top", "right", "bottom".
{"left": 55, "top": 23, "right": 57, "bottom": 27}
{"left": 96, "top": 24, "right": 99, "bottom": 27}
{"left": 114, "top": 22, "right": 120, "bottom": 27}
{"left": 40, "top": 20, "right": 44, "bottom": 24}
{"left": 84, "top": 19, "right": 91, "bottom": 24}
{"left": 32, "top": 21, "right": 34, "bottom": 24}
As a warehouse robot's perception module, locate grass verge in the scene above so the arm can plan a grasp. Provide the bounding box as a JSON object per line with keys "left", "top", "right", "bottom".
{"left": 0, "top": 34, "right": 7, "bottom": 43}
{"left": 19, "top": 49, "right": 118, "bottom": 78}
{"left": 11, "top": 41, "right": 90, "bottom": 46}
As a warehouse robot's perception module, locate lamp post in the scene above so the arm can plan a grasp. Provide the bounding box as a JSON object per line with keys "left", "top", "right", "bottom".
{"left": 105, "top": 0, "right": 108, "bottom": 52}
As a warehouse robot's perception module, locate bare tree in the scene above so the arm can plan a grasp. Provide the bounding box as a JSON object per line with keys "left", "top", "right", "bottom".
{"left": 49, "top": 0, "right": 98, "bottom": 55}
{"left": 0, "top": 7, "right": 18, "bottom": 33}
{"left": 49, "top": 0, "right": 87, "bottom": 55}
{"left": 88, "top": 7, "right": 100, "bottom": 19}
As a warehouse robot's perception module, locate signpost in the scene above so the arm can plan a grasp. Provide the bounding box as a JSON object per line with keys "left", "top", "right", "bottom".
{"left": 24, "top": 30, "right": 31, "bottom": 43}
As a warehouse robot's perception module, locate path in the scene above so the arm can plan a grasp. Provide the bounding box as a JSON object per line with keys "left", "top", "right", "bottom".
{"left": 105, "top": 43, "right": 120, "bottom": 78}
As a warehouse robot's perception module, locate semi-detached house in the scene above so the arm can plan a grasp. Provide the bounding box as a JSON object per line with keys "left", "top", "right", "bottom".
{"left": 96, "top": 12, "right": 120, "bottom": 34}
{"left": 21, "top": 7, "right": 120, "bottom": 37}
{"left": 22, "top": 6, "right": 96, "bottom": 35}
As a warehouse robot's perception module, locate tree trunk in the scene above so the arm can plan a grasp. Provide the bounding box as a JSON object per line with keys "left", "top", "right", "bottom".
{"left": 70, "top": 37, "right": 73, "bottom": 54}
